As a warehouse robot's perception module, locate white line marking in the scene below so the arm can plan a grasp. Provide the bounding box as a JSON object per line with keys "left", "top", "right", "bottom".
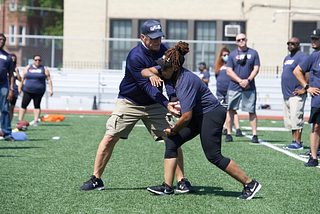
{"left": 241, "top": 126, "right": 290, "bottom": 131}
{"left": 236, "top": 129, "right": 320, "bottom": 168}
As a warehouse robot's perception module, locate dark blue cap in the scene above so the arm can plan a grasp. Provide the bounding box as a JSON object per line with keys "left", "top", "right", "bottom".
{"left": 141, "top": 20, "right": 166, "bottom": 39}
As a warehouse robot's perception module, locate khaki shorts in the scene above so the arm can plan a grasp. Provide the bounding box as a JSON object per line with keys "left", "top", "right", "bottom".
{"left": 105, "top": 99, "right": 175, "bottom": 141}
{"left": 283, "top": 94, "right": 307, "bottom": 130}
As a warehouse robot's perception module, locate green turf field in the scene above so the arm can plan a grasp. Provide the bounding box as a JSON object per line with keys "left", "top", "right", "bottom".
{"left": 0, "top": 114, "right": 319, "bottom": 213}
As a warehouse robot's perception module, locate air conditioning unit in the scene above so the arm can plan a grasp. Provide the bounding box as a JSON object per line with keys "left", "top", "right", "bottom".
{"left": 224, "top": 25, "right": 241, "bottom": 37}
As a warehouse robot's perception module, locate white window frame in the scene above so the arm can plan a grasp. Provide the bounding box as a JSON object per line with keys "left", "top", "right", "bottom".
{"left": 9, "top": 2, "right": 17, "bottom": 11}
{"left": 18, "top": 26, "right": 26, "bottom": 45}
{"left": 9, "top": 25, "right": 17, "bottom": 45}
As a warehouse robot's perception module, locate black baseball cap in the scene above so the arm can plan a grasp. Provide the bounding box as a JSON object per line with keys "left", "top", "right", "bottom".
{"left": 311, "top": 29, "right": 320, "bottom": 39}
{"left": 199, "top": 62, "right": 206, "bottom": 68}
{"left": 141, "top": 20, "right": 166, "bottom": 39}
{"left": 155, "top": 55, "right": 171, "bottom": 68}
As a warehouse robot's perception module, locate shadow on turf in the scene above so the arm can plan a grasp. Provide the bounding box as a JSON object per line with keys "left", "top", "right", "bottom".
{"left": 0, "top": 146, "right": 42, "bottom": 149}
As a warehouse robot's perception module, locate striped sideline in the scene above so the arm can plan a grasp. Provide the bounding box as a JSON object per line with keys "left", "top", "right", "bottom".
{"left": 238, "top": 129, "right": 320, "bottom": 169}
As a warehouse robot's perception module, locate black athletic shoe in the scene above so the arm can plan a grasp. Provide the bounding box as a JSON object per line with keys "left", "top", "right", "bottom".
{"left": 252, "top": 135, "right": 259, "bottom": 143}
{"left": 4, "top": 137, "right": 15, "bottom": 141}
{"left": 236, "top": 129, "right": 243, "bottom": 137}
{"left": 222, "top": 129, "right": 227, "bottom": 136}
{"left": 237, "top": 180, "right": 261, "bottom": 200}
{"left": 305, "top": 157, "right": 319, "bottom": 167}
{"left": 147, "top": 182, "right": 174, "bottom": 195}
{"left": 225, "top": 134, "right": 233, "bottom": 142}
{"left": 176, "top": 178, "right": 196, "bottom": 193}
{"left": 79, "top": 175, "right": 105, "bottom": 191}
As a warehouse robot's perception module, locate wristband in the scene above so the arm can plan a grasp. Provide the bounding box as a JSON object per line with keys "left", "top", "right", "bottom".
{"left": 9, "top": 88, "right": 14, "bottom": 91}
{"left": 149, "top": 74, "right": 156, "bottom": 78}
{"left": 247, "top": 79, "right": 251, "bottom": 83}
{"left": 170, "top": 128, "right": 178, "bottom": 134}
{"left": 304, "top": 85, "right": 309, "bottom": 90}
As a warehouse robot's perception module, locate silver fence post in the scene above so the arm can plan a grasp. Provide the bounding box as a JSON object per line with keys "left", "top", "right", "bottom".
{"left": 102, "top": 39, "right": 105, "bottom": 70}
{"left": 51, "top": 37, "right": 55, "bottom": 67}
{"left": 201, "top": 43, "right": 205, "bottom": 62}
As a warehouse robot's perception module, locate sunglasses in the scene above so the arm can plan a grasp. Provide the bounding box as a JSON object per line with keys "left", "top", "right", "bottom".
{"left": 236, "top": 38, "right": 246, "bottom": 42}
{"left": 287, "top": 42, "right": 296, "bottom": 45}
{"left": 222, "top": 54, "right": 229, "bottom": 57}
{"left": 34, "top": 59, "right": 41, "bottom": 62}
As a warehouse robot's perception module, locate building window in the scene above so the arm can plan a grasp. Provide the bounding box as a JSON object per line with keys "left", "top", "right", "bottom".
{"left": 293, "top": 21, "right": 317, "bottom": 55}
{"left": 33, "top": 28, "right": 38, "bottom": 46}
{"left": 9, "top": 25, "right": 16, "bottom": 45}
{"left": 9, "top": 2, "right": 17, "bottom": 11}
{"left": 109, "top": 20, "right": 132, "bottom": 69}
{"left": 18, "top": 26, "right": 25, "bottom": 45}
{"left": 194, "top": 21, "right": 216, "bottom": 71}
{"left": 166, "top": 20, "right": 188, "bottom": 48}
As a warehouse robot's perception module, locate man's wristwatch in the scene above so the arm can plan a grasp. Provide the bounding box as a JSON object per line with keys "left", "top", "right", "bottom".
{"left": 304, "top": 85, "right": 309, "bottom": 90}
{"left": 9, "top": 88, "right": 14, "bottom": 91}
{"left": 247, "top": 78, "right": 251, "bottom": 83}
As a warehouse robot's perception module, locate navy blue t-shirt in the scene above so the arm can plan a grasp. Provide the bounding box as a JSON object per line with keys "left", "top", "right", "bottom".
{"left": 175, "top": 68, "right": 220, "bottom": 116}
{"left": 281, "top": 52, "right": 307, "bottom": 99}
{"left": 118, "top": 42, "right": 175, "bottom": 107}
{"left": 299, "top": 51, "right": 320, "bottom": 108}
{"left": 199, "top": 70, "right": 210, "bottom": 85}
{"left": 226, "top": 48, "right": 260, "bottom": 91}
{"left": 215, "top": 64, "right": 230, "bottom": 96}
{"left": 23, "top": 65, "right": 46, "bottom": 94}
{"left": 0, "top": 50, "right": 14, "bottom": 87}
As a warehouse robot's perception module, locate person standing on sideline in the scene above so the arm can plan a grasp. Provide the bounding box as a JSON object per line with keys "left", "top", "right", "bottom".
{"left": 281, "top": 37, "right": 308, "bottom": 150}
{"left": 215, "top": 45, "right": 243, "bottom": 138}
{"left": 79, "top": 20, "right": 195, "bottom": 193}
{"left": 0, "top": 34, "right": 15, "bottom": 141}
{"left": 299, "top": 29, "right": 320, "bottom": 158}
{"left": 143, "top": 41, "right": 261, "bottom": 199}
{"left": 198, "top": 62, "right": 210, "bottom": 86}
{"left": 9, "top": 54, "right": 21, "bottom": 122}
{"left": 226, "top": 33, "right": 260, "bottom": 143}
{"left": 293, "top": 50, "right": 320, "bottom": 166}
{"left": 18, "top": 55, "right": 53, "bottom": 126}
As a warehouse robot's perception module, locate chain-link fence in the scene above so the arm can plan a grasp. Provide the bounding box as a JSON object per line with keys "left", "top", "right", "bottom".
{"left": 4, "top": 35, "right": 314, "bottom": 77}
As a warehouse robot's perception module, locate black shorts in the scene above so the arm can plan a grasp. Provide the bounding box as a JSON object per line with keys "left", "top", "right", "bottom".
{"left": 21, "top": 91, "right": 44, "bottom": 109}
{"left": 308, "top": 107, "right": 320, "bottom": 124}
{"left": 10, "top": 96, "right": 17, "bottom": 106}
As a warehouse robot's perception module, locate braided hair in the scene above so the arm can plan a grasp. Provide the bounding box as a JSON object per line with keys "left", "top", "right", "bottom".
{"left": 162, "top": 41, "right": 189, "bottom": 73}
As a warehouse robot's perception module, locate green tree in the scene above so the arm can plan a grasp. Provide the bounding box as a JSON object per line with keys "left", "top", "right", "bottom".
{"left": 19, "top": 0, "right": 64, "bottom": 36}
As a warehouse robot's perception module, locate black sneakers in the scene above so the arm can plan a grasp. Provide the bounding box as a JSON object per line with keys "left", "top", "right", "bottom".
{"left": 176, "top": 178, "right": 196, "bottom": 193}
{"left": 236, "top": 129, "right": 243, "bottom": 137}
{"left": 79, "top": 175, "right": 105, "bottom": 191}
{"left": 305, "top": 157, "right": 319, "bottom": 167}
{"left": 222, "top": 129, "right": 227, "bottom": 135}
{"left": 5, "top": 137, "right": 15, "bottom": 141}
{"left": 252, "top": 135, "right": 259, "bottom": 143}
{"left": 237, "top": 180, "right": 261, "bottom": 200}
{"left": 147, "top": 182, "right": 174, "bottom": 195}
{"left": 225, "top": 134, "right": 233, "bottom": 142}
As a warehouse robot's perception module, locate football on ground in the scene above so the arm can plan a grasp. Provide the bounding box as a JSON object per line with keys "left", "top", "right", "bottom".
{"left": 17, "top": 124, "right": 27, "bottom": 131}
{"left": 18, "top": 120, "right": 30, "bottom": 127}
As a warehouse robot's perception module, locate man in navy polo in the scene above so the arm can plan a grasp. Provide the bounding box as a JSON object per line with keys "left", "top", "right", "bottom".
{"left": 79, "top": 20, "right": 195, "bottom": 192}
{"left": 0, "top": 33, "right": 15, "bottom": 141}
{"left": 226, "top": 33, "right": 260, "bottom": 143}
{"left": 282, "top": 37, "right": 308, "bottom": 150}
{"left": 294, "top": 29, "right": 320, "bottom": 167}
